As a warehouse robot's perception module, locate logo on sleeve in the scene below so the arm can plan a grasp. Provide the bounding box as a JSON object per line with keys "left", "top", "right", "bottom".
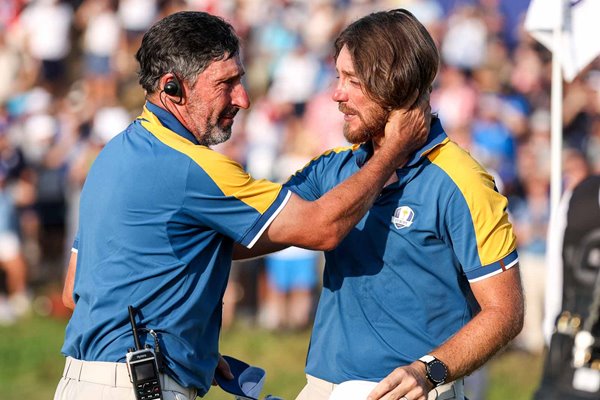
{"left": 392, "top": 206, "right": 415, "bottom": 229}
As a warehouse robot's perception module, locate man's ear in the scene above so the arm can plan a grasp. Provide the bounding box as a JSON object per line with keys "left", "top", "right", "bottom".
{"left": 159, "top": 73, "right": 184, "bottom": 104}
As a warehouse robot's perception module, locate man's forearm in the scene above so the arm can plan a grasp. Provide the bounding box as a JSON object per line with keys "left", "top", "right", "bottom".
{"left": 311, "top": 151, "right": 401, "bottom": 248}
{"left": 263, "top": 152, "right": 403, "bottom": 252}
{"left": 429, "top": 267, "right": 524, "bottom": 382}
{"left": 429, "top": 302, "right": 523, "bottom": 381}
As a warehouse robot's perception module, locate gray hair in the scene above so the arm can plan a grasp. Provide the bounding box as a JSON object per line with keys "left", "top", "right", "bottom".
{"left": 135, "top": 11, "right": 240, "bottom": 93}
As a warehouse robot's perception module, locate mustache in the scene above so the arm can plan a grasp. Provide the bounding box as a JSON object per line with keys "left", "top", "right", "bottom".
{"left": 338, "top": 104, "right": 357, "bottom": 115}
{"left": 221, "top": 107, "right": 239, "bottom": 119}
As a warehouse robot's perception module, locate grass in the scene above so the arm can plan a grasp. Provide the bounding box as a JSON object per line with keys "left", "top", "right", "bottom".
{"left": 0, "top": 314, "right": 68, "bottom": 398}
{"left": 0, "top": 315, "right": 543, "bottom": 399}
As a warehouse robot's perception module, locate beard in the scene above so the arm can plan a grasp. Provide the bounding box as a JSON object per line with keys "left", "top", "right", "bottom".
{"left": 197, "top": 108, "right": 238, "bottom": 147}
{"left": 341, "top": 104, "right": 387, "bottom": 144}
{"left": 199, "top": 122, "right": 232, "bottom": 146}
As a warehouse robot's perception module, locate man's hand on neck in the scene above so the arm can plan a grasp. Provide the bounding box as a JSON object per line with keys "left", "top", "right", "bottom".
{"left": 375, "top": 95, "right": 432, "bottom": 171}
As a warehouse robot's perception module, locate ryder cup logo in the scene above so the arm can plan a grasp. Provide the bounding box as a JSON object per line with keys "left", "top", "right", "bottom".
{"left": 392, "top": 206, "right": 415, "bottom": 229}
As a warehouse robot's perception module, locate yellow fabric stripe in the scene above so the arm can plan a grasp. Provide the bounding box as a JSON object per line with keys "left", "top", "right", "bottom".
{"left": 138, "top": 107, "right": 282, "bottom": 214}
{"left": 138, "top": 106, "right": 162, "bottom": 126}
{"left": 285, "top": 144, "right": 357, "bottom": 183}
{"left": 319, "top": 144, "right": 359, "bottom": 157}
{"left": 428, "top": 141, "right": 517, "bottom": 265}
{"left": 301, "top": 144, "right": 358, "bottom": 170}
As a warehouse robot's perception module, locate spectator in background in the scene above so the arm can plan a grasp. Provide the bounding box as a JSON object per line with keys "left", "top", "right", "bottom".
{"left": 75, "top": 0, "right": 122, "bottom": 108}
{"left": 301, "top": 0, "right": 342, "bottom": 59}
{"left": 18, "top": 0, "right": 73, "bottom": 94}
{"left": 0, "top": 168, "right": 29, "bottom": 324}
{"left": 267, "top": 42, "right": 321, "bottom": 118}
{"left": 301, "top": 81, "right": 347, "bottom": 152}
{"left": 0, "top": 110, "right": 30, "bottom": 324}
{"left": 0, "top": 24, "right": 37, "bottom": 105}
{"left": 117, "top": 0, "right": 157, "bottom": 46}
{"left": 262, "top": 247, "right": 318, "bottom": 330}
{"left": 441, "top": 5, "right": 487, "bottom": 72}
{"left": 431, "top": 65, "right": 477, "bottom": 134}
{"left": 471, "top": 93, "right": 518, "bottom": 193}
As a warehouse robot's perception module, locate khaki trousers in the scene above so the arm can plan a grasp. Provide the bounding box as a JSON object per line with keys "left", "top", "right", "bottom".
{"left": 295, "top": 374, "right": 464, "bottom": 400}
{"left": 54, "top": 357, "right": 197, "bottom": 400}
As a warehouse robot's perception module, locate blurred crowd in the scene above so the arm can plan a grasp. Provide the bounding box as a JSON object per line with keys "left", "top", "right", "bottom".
{"left": 0, "top": 0, "right": 598, "bottom": 360}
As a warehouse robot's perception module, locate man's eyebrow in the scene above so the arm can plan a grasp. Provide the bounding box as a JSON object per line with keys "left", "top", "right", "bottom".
{"left": 338, "top": 68, "right": 357, "bottom": 78}
{"left": 218, "top": 70, "right": 245, "bottom": 82}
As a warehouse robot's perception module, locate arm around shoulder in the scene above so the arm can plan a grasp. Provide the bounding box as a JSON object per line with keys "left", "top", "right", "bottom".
{"left": 248, "top": 104, "right": 432, "bottom": 254}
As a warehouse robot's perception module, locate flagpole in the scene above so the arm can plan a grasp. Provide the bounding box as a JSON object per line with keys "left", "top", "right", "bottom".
{"left": 550, "top": 0, "right": 565, "bottom": 219}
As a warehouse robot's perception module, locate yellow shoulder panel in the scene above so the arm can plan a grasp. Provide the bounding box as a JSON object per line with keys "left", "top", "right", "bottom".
{"left": 427, "top": 141, "right": 517, "bottom": 265}
{"left": 140, "top": 120, "right": 281, "bottom": 214}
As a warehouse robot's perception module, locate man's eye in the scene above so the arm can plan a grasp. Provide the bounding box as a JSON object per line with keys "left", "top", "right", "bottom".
{"left": 222, "top": 77, "right": 239, "bottom": 86}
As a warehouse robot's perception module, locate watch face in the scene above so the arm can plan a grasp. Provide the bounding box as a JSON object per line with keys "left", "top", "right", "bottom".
{"left": 428, "top": 360, "right": 447, "bottom": 384}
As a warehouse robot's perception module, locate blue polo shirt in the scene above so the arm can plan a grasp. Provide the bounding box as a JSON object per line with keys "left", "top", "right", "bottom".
{"left": 61, "top": 102, "right": 290, "bottom": 395}
{"left": 284, "top": 118, "right": 518, "bottom": 383}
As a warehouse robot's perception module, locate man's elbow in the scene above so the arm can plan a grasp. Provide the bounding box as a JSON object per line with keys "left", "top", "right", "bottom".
{"left": 315, "top": 238, "right": 339, "bottom": 252}
{"left": 513, "top": 303, "right": 525, "bottom": 338}
{"left": 507, "top": 297, "right": 525, "bottom": 341}
{"left": 310, "top": 224, "right": 346, "bottom": 251}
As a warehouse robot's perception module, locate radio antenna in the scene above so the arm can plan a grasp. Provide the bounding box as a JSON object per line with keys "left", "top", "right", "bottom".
{"left": 128, "top": 305, "right": 142, "bottom": 351}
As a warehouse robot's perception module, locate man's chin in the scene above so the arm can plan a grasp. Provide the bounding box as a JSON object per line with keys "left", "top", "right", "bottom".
{"left": 201, "top": 127, "right": 232, "bottom": 146}
{"left": 343, "top": 126, "right": 371, "bottom": 144}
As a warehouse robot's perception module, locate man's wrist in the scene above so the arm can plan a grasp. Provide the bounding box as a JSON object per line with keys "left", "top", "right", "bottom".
{"left": 409, "top": 360, "right": 434, "bottom": 391}
{"left": 418, "top": 354, "right": 448, "bottom": 387}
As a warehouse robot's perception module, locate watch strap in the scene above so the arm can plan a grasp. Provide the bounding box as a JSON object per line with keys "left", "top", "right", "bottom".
{"left": 418, "top": 354, "right": 435, "bottom": 364}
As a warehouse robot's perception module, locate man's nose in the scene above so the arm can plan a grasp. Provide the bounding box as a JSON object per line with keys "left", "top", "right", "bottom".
{"left": 232, "top": 83, "right": 250, "bottom": 109}
{"left": 331, "top": 83, "right": 348, "bottom": 103}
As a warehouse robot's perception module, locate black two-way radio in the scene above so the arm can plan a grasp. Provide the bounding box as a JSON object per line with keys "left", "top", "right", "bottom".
{"left": 126, "top": 305, "right": 163, "bottom": 400}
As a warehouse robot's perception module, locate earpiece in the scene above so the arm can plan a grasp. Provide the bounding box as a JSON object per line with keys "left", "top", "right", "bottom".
{"left": 164, "top": 78, "right": 182, "bottom": 98}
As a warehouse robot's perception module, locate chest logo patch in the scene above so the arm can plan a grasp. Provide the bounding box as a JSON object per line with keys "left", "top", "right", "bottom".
{"left": 392, "top": 206, "right": 415, "bottom": 229}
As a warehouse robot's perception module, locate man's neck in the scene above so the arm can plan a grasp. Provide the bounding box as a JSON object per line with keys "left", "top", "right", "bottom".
{"left": 145, "top": 98, "right": 202, "bottom": 145}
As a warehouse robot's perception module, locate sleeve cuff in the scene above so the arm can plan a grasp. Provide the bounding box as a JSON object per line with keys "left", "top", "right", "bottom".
{"left": 466, "top": 250, "right": 519, "bottom": 282}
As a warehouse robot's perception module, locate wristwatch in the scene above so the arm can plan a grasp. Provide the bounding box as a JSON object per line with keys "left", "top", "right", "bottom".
{"left": 418, "top": 355, "right": 448, "bottom": 387}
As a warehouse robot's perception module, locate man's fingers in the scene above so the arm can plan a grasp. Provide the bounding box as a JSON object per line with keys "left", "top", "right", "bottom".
{"left": 367, "top": 369, "right": 407, "bottom": 400}
{"left": 367, "top": 365, "right": 430, "bottom": 400}
{"left": 367, "top": 378, "right": 395, "bottom": 400}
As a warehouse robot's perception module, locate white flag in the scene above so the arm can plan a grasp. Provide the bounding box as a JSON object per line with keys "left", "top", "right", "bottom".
{"left": 525, "top": 0, "right": 600, "bottom": 82}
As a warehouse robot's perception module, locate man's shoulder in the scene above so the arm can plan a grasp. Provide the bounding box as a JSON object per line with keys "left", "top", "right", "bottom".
{"left": 427, "top": 140, "right": 483, "bottom": 172}
{"left": 425, "top": 140, "right": 496, "bottom": 191}
{"left": 311, "top": 144, "right": 358, "bottom": 163}
{"left": 286, "top": 144, "right": 358, "bottom": 187}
